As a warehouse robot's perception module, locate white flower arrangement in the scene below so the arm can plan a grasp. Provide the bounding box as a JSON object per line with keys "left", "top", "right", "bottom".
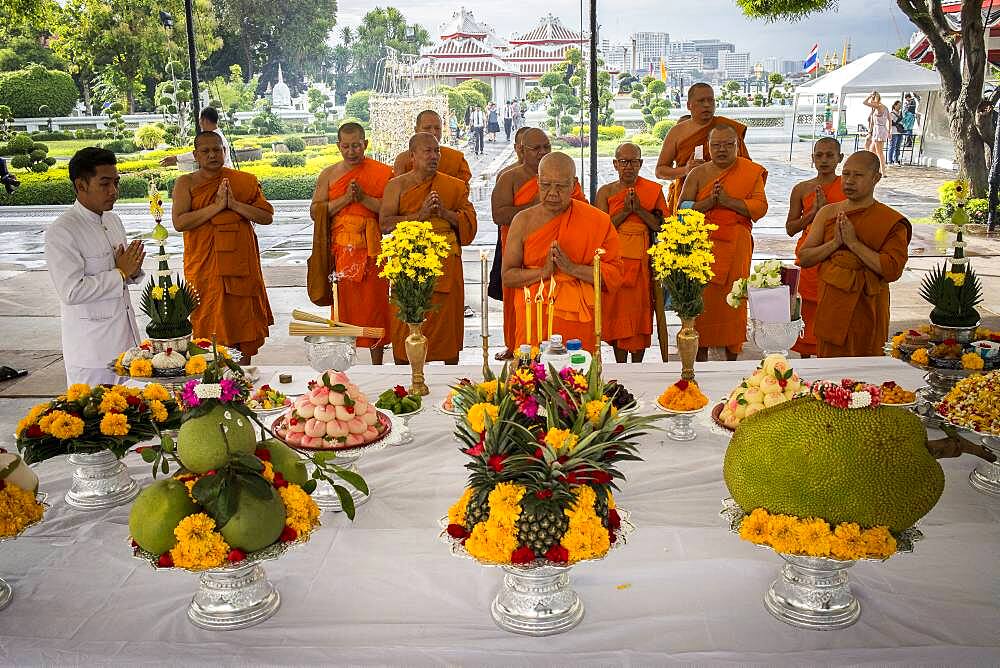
{"left": 849, "top": 391, "right": 872, "bottom": 409}
{"left": 194, "top": 383, "right": 223, "bottom": 399}
{"left": 727, "top": 259, "right": 785, "bottom": 309}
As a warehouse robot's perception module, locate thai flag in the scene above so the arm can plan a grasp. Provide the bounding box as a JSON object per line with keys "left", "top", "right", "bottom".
{"left": 803, "top": 44, "right": 819, "bottom": 74}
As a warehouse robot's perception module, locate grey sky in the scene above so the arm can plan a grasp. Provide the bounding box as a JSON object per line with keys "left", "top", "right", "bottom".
{"left": 334, "top": 0, "right": 916, "bottom": 63}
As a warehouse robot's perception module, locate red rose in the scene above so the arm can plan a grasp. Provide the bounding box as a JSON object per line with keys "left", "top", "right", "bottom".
{"left": 557, "top": 455, "right": 568, "bottom": 464}
{"left": 463, "top": 442, "right": 485, "bottom": 457}
{"left": 488, "top": 454, "right": 506, "bottom": 473}
{"left": 393, "top": 385, "right": 408, "bottom": 398}
{"left": 280, "top": 526, "right": 298, "bottom": 542}
{"left": 544, "top": 545, "right": 569, "bottom": 563}
{"left": 674, "top": 379, "right": 689, "bottom": 391}
{"left": 777, "top": 379, "right": 787, "bottom": 388}
{"left": 26, "top": 424, "right": 42, "bottom": 437}
{"left": 157, "top": 553, "right": 174, "bottom": 568}
{"left": 511, "top": 546, "right": 536, "bottom": 564}
{"left": 534, "top": 489, "right": 553, "bottom": 500}
{"left": 255, "top": 448, "right": 272, "bottom": 461}
{"left": 272, "top": 472, "right": 289, "bottom": 489}
{"left": 289, "top": 418, "right": 298, "bottom": 426}
{"left": 607, "top": 508, "right": 621, "bottom": 529}
{"left": 125, "top": 395, "right": 141, "bottom": 406}
{"left": 227, "top": 548, "right": 246, "bottom": 563}
{"left": 261, "top": 385, "right": 271, "bottom": 392}
{"left": 533, "top": 447, "right": 544, "bottom": 459}
{"left": 446, "top": 523, "right": 468, "bottom": 539}
{"left": 608, "top": 529, "right": 617, "bottom": 544}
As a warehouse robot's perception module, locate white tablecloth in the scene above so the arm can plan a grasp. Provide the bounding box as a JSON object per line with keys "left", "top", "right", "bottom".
{"left": 1, "top": 358, "right": 998, "bottom": 666}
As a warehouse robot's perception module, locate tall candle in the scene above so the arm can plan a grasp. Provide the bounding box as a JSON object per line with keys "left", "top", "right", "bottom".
{"left": 593, "top": 249, "right": 604, "bottom": 360}
{"left": 332, "top": 279, "right": 340, "bottom": 323}
{"left": 524, "top": 287, "right": 533, "bottom": 347}
{"left": 535, "top": 278, "right": 544, "bottom": 345}
{"left": 546, "top": 275, "right": 556, "bottom": 341}
{"left": 480, "top": 251, "right": 488, "bottom": 336}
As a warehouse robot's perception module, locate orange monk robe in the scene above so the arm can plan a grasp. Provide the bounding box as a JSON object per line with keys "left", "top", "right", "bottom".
{"left": 513, "top": 200, "right": 623, "bottom": 353}
{"left": 389, "top": 173, "right": 477, "bottom": 362}
{"left": 693, "top": 157, "right": 768, "bottom": 354}
{"left": 328, "top": 158, "right": 394, "bottom": 348}
{"left": 666, "top": 117, "right": 749, "bottom": 216}
{"left": 792, "top": 177, "right": 846, "bottom": 356}
{"left": 185, "top": 167, "right": 274, "bottom": 357}
{"left": 814, "top": 202, "right": 910, "bottom": 358}
{"left": 603, "top": 177, "right": 666, "bottom": 351}
{"left": 499, "top": 177, "right": 588, "bottom": 351}
{"left": 396, "top": 146, "right": 472, "bottom": 184}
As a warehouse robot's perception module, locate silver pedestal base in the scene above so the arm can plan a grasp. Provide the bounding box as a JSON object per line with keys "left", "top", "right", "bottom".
{"left": 0, "top": 577, "right": 11, "bottom": 612}
{"left": 490, "top": 565, "right": 584, "bottom": 636}
{"left": 64, "top": 451, "right": 139, "bottom": 510}
{"left": 969, "top": 437, "right": 1000, "bottom": 496}
{"left": 664, "top": 413, "right": 697, "bottom": 441}
{"left": 310, "top": 453, "right": 370, "bottom": 513}
{"left": 764, "top": 554, "right": 859, "bottom": 630}
{"left": 187, "top": 563, "right": 281, "bottom": 630}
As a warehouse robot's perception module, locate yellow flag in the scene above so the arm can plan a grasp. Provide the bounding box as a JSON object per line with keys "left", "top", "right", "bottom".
{"left": 841, "top": 40, "right": 847, "bottom": 66}
{"left": 660, "top": 58, "right": 667, "bottom": 82}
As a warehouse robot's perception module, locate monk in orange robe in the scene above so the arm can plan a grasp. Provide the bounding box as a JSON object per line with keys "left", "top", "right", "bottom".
{"left": 596, "top": 143, "right": 666, "bottom": 362}
{"left": 502, "top": 152, "right": 622, "bottom": 354}
{"left": 680, "top": 125, "right": 768, "bottom": 361}
{"left": 381, "top": 133, "right": 477, "bottom": 364}
{"left": 786, "top": 138, "right": 846, "bottom": 357}
{"left": 310, "top": 122, "right": 393, "bottom": 363}
{"left": 656, "top": 83, "right": 749, "bottom": 217}
{"left": 492, "top": 128, "right": 587, "bottom": 359}
{"left": 393, "top": 110, "right": 472, "bottom": 183}
{"left": 799, "top": 151, "right": 911, "bottom": 358}
{"left": 172, "top": 132, "right": 273, "bottom": 362}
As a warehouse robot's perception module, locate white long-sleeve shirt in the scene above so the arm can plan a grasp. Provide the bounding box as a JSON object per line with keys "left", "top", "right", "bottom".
{"left": 44, "top": 200, "right": 143, "bottom": 369}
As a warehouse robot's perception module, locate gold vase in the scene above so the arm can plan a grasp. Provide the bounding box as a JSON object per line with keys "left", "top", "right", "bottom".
{"left": 677, "top": 317, "right": 699, "bottom": 381}
{"left": 404, "top": 321, "right": 430, "bottom": 396}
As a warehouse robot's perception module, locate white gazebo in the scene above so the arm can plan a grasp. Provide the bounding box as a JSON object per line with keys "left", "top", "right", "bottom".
{"left": 788, "top": 51, "right": 941, "bottom": 159}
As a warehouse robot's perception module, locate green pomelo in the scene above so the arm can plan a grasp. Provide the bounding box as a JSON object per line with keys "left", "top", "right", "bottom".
{"left": 258, "top": 438, "right": 308, "bottom": 487}
{"left": 129, "top": 478, "right": 200, "bottom": 555}
{"left": 723, "top": 397, "right": 944, "bottom": 533}
{"left": 219, "top": 486, "right": 287, "bottom": 552}
{"left": 177, "top": 404, "right": 257, "bottom": 474}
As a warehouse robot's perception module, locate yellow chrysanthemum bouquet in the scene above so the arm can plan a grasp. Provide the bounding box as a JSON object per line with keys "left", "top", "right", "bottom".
{"left": 15, "top": 383, "right": 182, "bottom": 464}
{"left": 377, "top": 220, "right": 452, "bottom": 324}
{"left": 647, "top": 208, "right": 717, "bottom": 319}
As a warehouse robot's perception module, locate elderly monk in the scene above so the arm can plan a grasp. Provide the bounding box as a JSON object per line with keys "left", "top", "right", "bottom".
{"left": 786, "top": 137, "right": 846, "bottom": 358}
{"left": 656, "top": 83, "right": 750, "bottom": 216}
{"left": 172, "top": 132, "right": 273, "bottom": 363}
{"left": 381, "top": 133, "right": 477, "bottom": 365}
{"left": 799, "top": 151, "right": 910, "bottom": 358}
{"left": 502, "top": 152, "right": 622, "bottom": 353}
{"left": 595, "top": 143, "right": 666, "bottom": 362}
{"left": 497, "top": 125, "right": 529, "bottom": 180}
{"left": 680, "top": 125, "right": 768, "bottom": 362}
{"left": 310, "top": 122, "right": 394, "bottom": 364}
{"left": 392, "top": 110, "right": 472, "bottom": 183}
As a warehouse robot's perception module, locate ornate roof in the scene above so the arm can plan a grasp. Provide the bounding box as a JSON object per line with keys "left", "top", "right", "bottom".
{"left": 439, "top": 8, "right": 489, "bottom": 39}
{"left": 426, "top": 56, "right": 516, "bottom": 76}
{"left": 511, "top": 14, "right": 584, "bottom": 44}
{"left": 425, "top": 36, "right": 498, "bottom": 58}
{"left": 506, "top": 43, "right": 573, "bottom": 61}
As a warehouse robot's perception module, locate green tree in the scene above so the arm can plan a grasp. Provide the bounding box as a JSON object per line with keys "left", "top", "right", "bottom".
{"left": 332, "top": 7, "right": 430, "bottom": 101}
{"left": 306, "top": 86, "right": 335, "bottom": 131}
{"left": 0, "top": 66, "right": 79, "bottom": 117}
{"left": 765, "top": 72, "right": 784, "bottom": 105}
{"left": 537, "top": 48, "right": 614, "bottom": 136}
{"left": 737, "top": 0, "right": 988, "bottom": 196}
{"left": 456, "top": 79, "right": 491, "bottom": 104}
{"left": 345, "top": 90, "right": 371, "bottom": 122}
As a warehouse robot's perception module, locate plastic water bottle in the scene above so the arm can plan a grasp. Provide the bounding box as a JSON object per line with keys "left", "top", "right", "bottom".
{"left": 539, "top": 334, "right": 570, "bottom": 372}
{"left": 566, "top": 339, "right": 592, "bottom": 373}
{"left": 516, "top": 344, "right": 533, "bottom": 369}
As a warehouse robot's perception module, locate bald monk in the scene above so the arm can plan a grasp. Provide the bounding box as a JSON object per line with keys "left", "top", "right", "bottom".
{"left": 786, "top": 137, "right": 846, "bottom": 358}
{"left": 172, "top": 132, "right": 273, "bottom": 363}
{"left": 680, "top": 125, "right": 768, "bottom": 361}
{"left": 799, "top": 151, "right": 910, "bottom": 358}
{"left": 381, "top": 133, "right": 477, "bottom": 364}
{"left": 656, "top": 83, "right": 750, "bottom": 216}
{"left": 502, "top": 152, "right": 622, "bottom": 353}
{"left": 496, "top": 125, "right": 529, "bottom": 180}
{"left": 310, "top": 122, "right": 393, "bottom": 364}
{"left": 392, "top": 110, "right": 472, "bottom": 183}
{"left": 596, "top": 143, "right": 666, "bottom": 362}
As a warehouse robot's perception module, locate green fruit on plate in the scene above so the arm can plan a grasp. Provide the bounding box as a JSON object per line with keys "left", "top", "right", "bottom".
{"left": 129, "top": 478, "right": 200, "bottom": 555}
{"left": 177, "top": 404, "right": 257, "bottom": 474}
{"left": 257, "top": 438, "right": 309, "bottom": 487}
{"left": 399, "top": 398, "right": 418, "bottom": 413}
{"left": 219, "top": 485, "right": 287, "bottom": 552}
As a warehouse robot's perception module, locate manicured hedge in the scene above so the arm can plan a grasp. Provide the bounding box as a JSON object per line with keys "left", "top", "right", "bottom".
{"left": 0, "top": 66, "right": 79, "bottom": 118}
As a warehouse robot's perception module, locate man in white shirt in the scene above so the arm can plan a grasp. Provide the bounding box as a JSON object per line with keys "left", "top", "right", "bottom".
{"left": 159, "top": 106, "right": 233, "bottom": 169}
{"left": 45, "top": 148, "right": 146, "bottom": 385}
{"left": 469, "top": 106, "right": 486, "bottom": 156}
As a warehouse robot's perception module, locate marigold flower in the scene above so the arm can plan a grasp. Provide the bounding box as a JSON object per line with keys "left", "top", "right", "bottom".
{"left": 466, "top": 402, "right": 499, "bottom": 434}
{"left": 66, "top": 384, "right": 91, "bottom": 402}
{"left": 279, "top": 483, "right": 321, "bottom": 536}
{"left": 142, "top": 383, "right": 170, "bottom": 402}
{"left": 129, "top": 358, "right": 153, "bottom": 377}
{"left": 0, "top": 483, "right": 45, "bottom": 538}
{"left": 149, "top": 400, "right": 168, "bottom": 423}
{"left": 99, "top": 391, "right": 128, "bottom": 414}
{"left": 169, "top": 513, "right": 229, "bottom": 570}
{"left": 42, "top": 410, "right": 85, "bottom": 440}
{"left": 185, "top": 355, "right": 208, "bottom": 375}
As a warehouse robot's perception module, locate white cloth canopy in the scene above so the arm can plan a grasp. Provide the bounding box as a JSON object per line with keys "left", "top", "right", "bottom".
{"left": 795, "top": 51, "right": 942, "bottom": 97}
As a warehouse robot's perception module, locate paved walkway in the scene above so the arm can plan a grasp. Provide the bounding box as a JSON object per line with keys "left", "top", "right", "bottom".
{"left": 0, "top": 139, "right": 997, "bottom": 408}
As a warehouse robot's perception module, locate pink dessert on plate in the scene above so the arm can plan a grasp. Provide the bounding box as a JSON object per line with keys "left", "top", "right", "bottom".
{"left": 275, "top": 370, "right": 388, "bottom": 450}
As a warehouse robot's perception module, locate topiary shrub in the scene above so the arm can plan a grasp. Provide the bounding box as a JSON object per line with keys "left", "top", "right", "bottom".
{"left": 259, "top": 175, "right": 317, "bottom": 200}
{"left": 5, "top": 133, "right": 51, "bottom": 172}
{"left": 30, "top": 131, "right": 73, "bottom": 141}
{"left": 283, "top": 136, "right": 306, "bottom": 152}
{"left": 0, "top": 66, "right": 79, "bottom": 118}
{"left": 99, "top": 139, "right": 138, "bottom": 154}
{"left": 271, "top": 154, "right": 306, "bottom": 167}
{"left": 652, "top": 119, "right": 676, "bottom": 141}
{"left": 134, "top": 124, "right": 166, "bottom": 150}
{"left": 344, "top": 91, "right": 371, "bottom": 123}
{"left": 632, "top": 132, "right": 660, "bottom": 146}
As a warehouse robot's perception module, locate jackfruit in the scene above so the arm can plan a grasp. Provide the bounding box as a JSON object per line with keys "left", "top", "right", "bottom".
{"left": 723, "top": 396, "right": 944, "bottom": 533}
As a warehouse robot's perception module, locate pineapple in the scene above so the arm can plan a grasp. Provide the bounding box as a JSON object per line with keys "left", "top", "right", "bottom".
{"left": 464, "top": 486, "right": 493, "bottom": 528}
{"left": 593, "top": 486, "right": 610, "bottom": 528}
{"left": 920, "top": 263, "right": 983, "bottom": 327}
{"left": 517, "top": 491, "right": 571, "bottom": 556}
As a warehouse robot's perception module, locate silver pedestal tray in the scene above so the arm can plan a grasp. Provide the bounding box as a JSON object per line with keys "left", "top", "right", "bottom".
{"left": 0, "top": 493, "right": 46, "bottom": 612}
{"left": 748, "top": 318, "right": 804, "bottom": 357}
{"left": 109, "top": 346, "right": 243, "bottom": 390}
{"left": 440, "top": 510, "right": 635, "bottom": 636}
{"left": 304, "top": 335, "right": 357, "bottom": 372}
{"left": 133, "top": 532, "right": 315, "bottom": 630}
{"left": 883, "top": 341, "right": 984, "bottom": 408}
{"left": 935, "top": 419, "right": 1000, "bottom": 497}
{"left": 64, "top": 450, "right": 139, "bottom": 510}
{"left": 721, "top": 499, "right": 922, "bottom": 630}
{"left": 655, "top": 400, "right": 707, "bottom": 441}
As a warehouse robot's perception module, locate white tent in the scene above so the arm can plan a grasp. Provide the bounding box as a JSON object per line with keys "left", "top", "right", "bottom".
{"left": 789, "top": 52, "right": 942, "bottom": 159}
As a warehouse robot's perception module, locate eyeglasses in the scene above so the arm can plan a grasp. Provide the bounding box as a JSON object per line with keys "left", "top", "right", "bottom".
{"left": 708, "top": 141, "right": 737, "bottom": 150}
{"left": 615, "top": 159, "right": 642, "bottom": 166}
